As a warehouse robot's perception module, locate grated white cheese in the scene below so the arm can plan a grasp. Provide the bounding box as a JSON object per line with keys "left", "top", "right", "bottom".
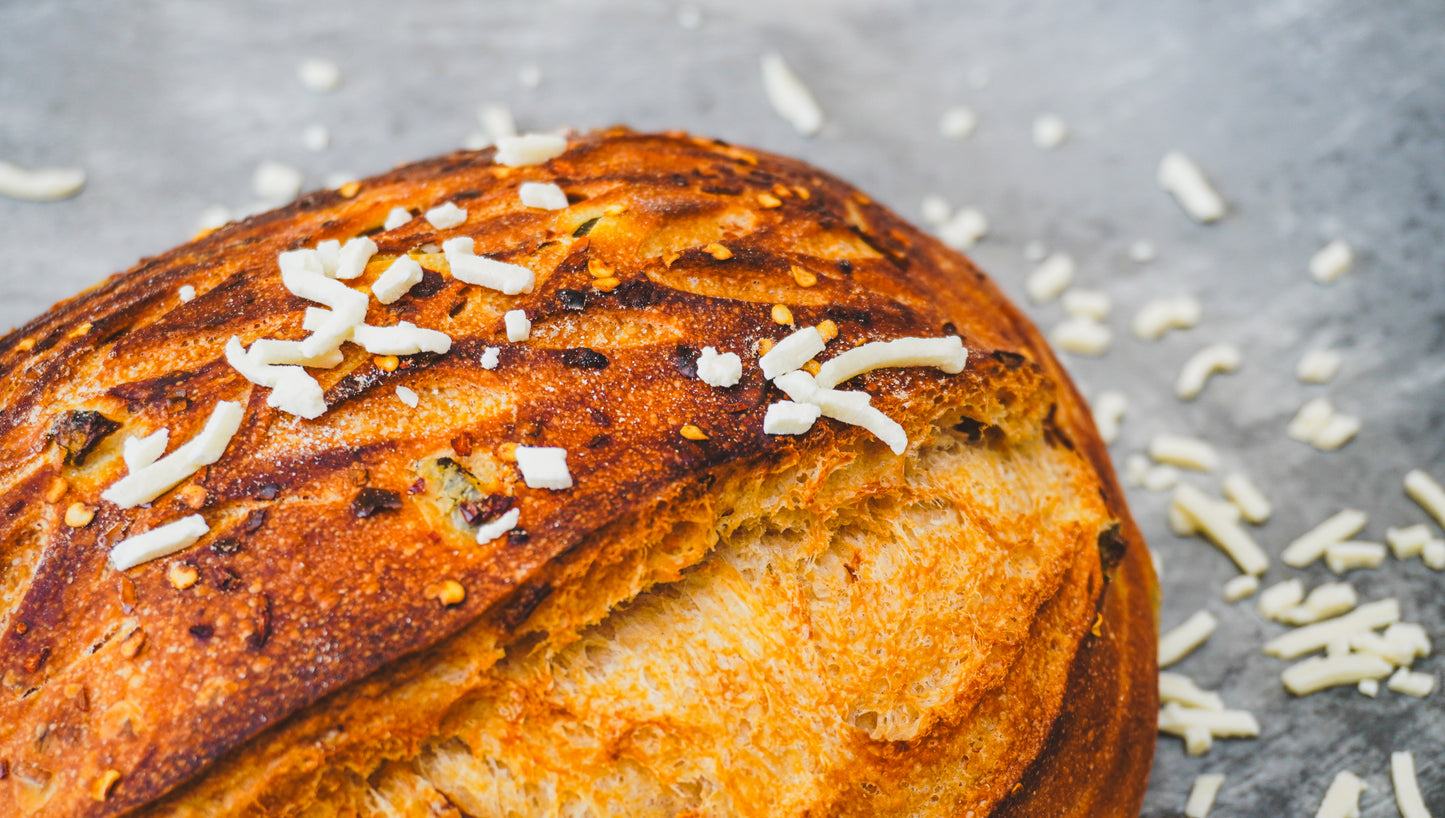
{"left": 1026, "top": 252, "right": 1074, "bottom": 303}
{"left": 920, "top": 194, "right": 952, "bottom": 227}
{"left": 1390, "top": 752, "right": 1432, "bottom": 818}
{"left": 813, "top": 389, "right": 908, "bottom": 454}
{"left": 760, "top": 326, "right": 826, "bottom": 380}
{"left": 383, "top": 207, "right": 413, "bottom": 231}
{"left": 1314, "top": 771, "right": 1367, "bottom": 818}
{"left": 395, "top": 386, "right": 419, "bottom": 408}
{"left": 0, "top": 159, "right": 86, "bottom": 201}
{"left": 1324, "top": 541, "right": 1387, "bottom": 574}
{"left": 1309, "top": 239, "right": 1355, "bottom": 284}
{"left": 1359, "top": 678, "right": 1380, "bottom": 697}
{"left": 1222, "top": 472, "right": 1272, "bottom": 524}
{"left": 278, "top": 249, "right": 369, "bottom": 359}
{"left": 938, "top": 105, "right": 978, "bottom": 139}
{"left": 1061, "top": 288, "right": 1111, "bottom": 321}
{"left": 1313, "top": 413, "right": 1361, "bottom": 451}
{"left": 1149, "top": 434, "right": 1218, "bottom": 472}
{"left": 1222, "top": 574, "right": 1259, "bottom": 602}
{"left": 1132, "top": 295, "right": 1202, "bottom": 341}
{"left": 1183, "top": 726, "right": 1213, "bottom": 757}
{"left": 108, "top": 514, "right": 210, "bottom": 571}
{"left": 122, "top": 429, "right": 169, "bottom": 472}
{"left": 372, "top": 256, "right": 425, "bottom": 304}
{"left": 302, "top": 123, "right": 330, "bottom": 152}
{"left": 1386, "top": 524, "right": 1432, "bottom": 560}
{"left": 760, "top": 52, "right": 824, "bottom": 137}
{"left": 252, "top": 161, "right": 304, "bottom": 204}
{"left": 335, "top": 237, "right": 378, "bottom": 281}
{"left": 102, "top": 401, "right": 245, "bottom": 508}
{"left": 1143, "top": 464, "right": 1180, "bottom": 493}
{"left": 1128, "top": 240, "right": 1157, "bottom": 263}
{"left": 696, "top": 346, "right": 742, "bottom": 388}
{"left": 1159, "top": 609, "right": 1218, "bottom": 668}
{"left": 514, "top": 446, "right": 573, "bottom": 490}
{"left": 1424, "top": 540, "right": 1445, "bottom": 571}
{"left": 813, "top": 335, "right": 967, "bottom": 388}
{"left": 518, "top": 181, "right": 569, "bottom": 211}
{"left": 1171, "top": 483, "right": 1269, "bottom": 575}
{"left": 1176, "top": 344, "right": 1241, "bottom": 400}
{"left": 351, "top": 322, "right": 452, "bottom": 356}
{"left": 475, "top": 506, "right": 520, "bottom": 544}
{"left": 1158, "top": 702, "right": 1260, "bottom": 740}
{"left": 1050, "top": 316, "right": 1112, "bottom": 356}
{"left": 425, "top": 202, "right": 468, "bottom": 230}
{"left": 494, "top": 133, "right": 568, "bottom": 167}
{"left": 480, "top": 347, "right": 500, "bottom": 370}
{"left": 178, "top": 285, "right": 196, "bottom": 303}
{"left": 1091, "top": 390, "right": 1128, "bottom": 445}
{"left": 1157, "top": 151, "right": 1226, "bottom": 223}
{"left": 225, "top": 338, "right": 329, "bottom": 418}
{"left": 1404, "top": 468, "right": 1445, "bottom": 530}
{"left": 504, "top": 309, "right": 531, "bottom": 342}
{"left": 1281, "top": 508, "right": 1369, "bottom": 568}
{"left": 298, "top": 57, "right": 341, "bottom": 92}
{"left": 1296, "top": 349, "right": 1342, "bottom": 384}
{"left": 249, "top": 338, "right": 343, "bottom": 368}
{"left": 763, "top": 400, "right": 822, "bottom": 436}
{"left": 1159, "top": 672, "right": 1225, "bottom": 711}
{"left": 1283, "top": 654, "right": 1393, "bottom": 696}
{"left": 1384, "top": 623, "right": 1433, "bottom": 662}
{"left": 1258, "top": 578, "right": 1306, "bottom": 621}
{"left": 1123, "top": 453, "right": 1150, "bottom": 488}
{"left": 442, "top": 237, "right": 535, "bottom": 294}
{"left": 937, "top": 207, "right": 989, "bottom": 250}
{"left": 1351, "top": 631, "right": 1419, "bottom": 667}
{"left": 1264, "top": 599, "right": 1401, "bottom": 659}
{"left": 1184, "top": 773, "right": 1225, "bottom": 818}
{"left": 1282, "top": 582, "right": 1358, "bottom": 626}
{"left": 316, "top": 240, "right": 342, "bottom": 276}
{"left": 1387, "top": 668, "right": 1436, "bottom": 698}
{"left": 1032, "top": 114, "right": 1068, "bottom": 149}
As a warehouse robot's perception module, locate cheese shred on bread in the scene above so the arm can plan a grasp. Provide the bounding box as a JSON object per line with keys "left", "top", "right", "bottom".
{"left": 0, "top": 129, "right": 1157, "bottom": 817}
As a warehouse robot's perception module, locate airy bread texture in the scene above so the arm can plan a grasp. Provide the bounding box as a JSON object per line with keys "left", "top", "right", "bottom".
{"left": 0, "top": 130, "right": 1156, "bottom": 817}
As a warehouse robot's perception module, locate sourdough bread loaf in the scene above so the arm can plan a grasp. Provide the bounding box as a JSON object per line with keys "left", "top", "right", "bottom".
{"left": 0, "top": 129, "right": 1157, "bottom": 817}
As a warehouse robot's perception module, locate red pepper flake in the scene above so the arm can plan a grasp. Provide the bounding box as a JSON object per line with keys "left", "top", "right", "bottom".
{"left": 408, "top": 477, "right": 426, "bottom": 495}
{"left": 0, "top": 759, "right": 8, "bottom": 780}
{"left": 350, "top": 487, "right": 402, "bottom": 518}
{"left": 22, "top": 647, "right": 50, "bottom": 674}
{"left": 451, "top": 432, "right": 474, "bottom": 456}
{"left": 245, "top": 594, "right": 272, "bottom": 651}
{"left": 243, "top": 508, "right": 268, "bottom": 533}
{"left": 12, "top": 622, "right": 27, "bottom": 638}
{"left": 210, "top": 537, "right": 242, "bottom": 555}
{"left": 458, "top": 494, "right": 515, "bottom": 525}
{"left": 119, "top": 577, "right": 137, "bottom": 614}
{"left": 212, "top": 566, "right": 243, "bottom": 593}
{"left": 188, "top": 624, "right": 214, "bottom": 640}
{"left": 586, "top": 433, "right": 612, "bottom": 449}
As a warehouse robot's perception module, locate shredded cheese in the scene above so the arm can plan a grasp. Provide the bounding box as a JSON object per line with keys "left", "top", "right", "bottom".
{"left": 504, "top": 309, "right": 531, "bottom": 342}
{"left": 1159, "top": 609, "right": 1218, "bottom": 668}
{"left": 102, "top": 401, "right": 245, "bottom": 508}
{"left": 1176, "top": 344, "right": 1241, "bottom": 400}
{"left": 938, "top": 105, "right": 978, "bottom": 139}
{"left": 1387, "top": 668, "right": 1436, "bottom": 698}
{"left": 1296, "top": 349, "right": 1342, "bottom": 384}
{"left": 920, "top": 194, "right": 951, "bottom": 226}
{"left": 1158, "top": 702, "right": 1260, "bottom": 740}
{"left": 1050, "top": 316, "right": 1112, "bottom": 356}
{"left": 1149, "top": 434, "right": 1218, "bottom": 472}
{"left": 372, "top": 256, "right": 425, "bottom": 304}
{"left": 696, "top": 346, "right": 743, "bottom": 388}
{"left": 1026, "top": 252, "right": 1074, "bottom": 303}
{"left": 760, "top": 52, "right": 824, "bottom": 137}
{"left": 298, "top": 57, "right": 341, "bottom": 92}
{"left": 225, "top": 337, "right": 328, "bottom": 419}
{"left": 351, "top": 322, "right": 451, "bottom": 356}
{"left": 1314, "top": 771, "right": 1367, "bottom": 818}
{"left": 760, "top": 326, "right": 826, "bottom": 380}
{"left": 763, "top": 400, "right": 821, "bottom": 435}
{"left": 425, "top": 202, "right": 468, "bottom": 229}
{"left": 514, "top": 446, "right": 572, "bottom": 490}
{"left": 1061, "top": 288, "right": 1111, "bottom": 321}
{"left": 1143, "top": 464, "right": 1180, "bottom": 493}
{"left": 108, "top": 514, "right": 210, "bottom": 571}
{"left": 813, "top": 335, "right": 966, "bottom": 388}
{"left": 122, "top": 429, "right": 169, "bottom": 472}
{"left": 1281, "top": 508, "right": 1369, "bottom": 568}
{"left": 1092, "top": 390, "right": 1128, "bottom": 445}
{"left": 252, "top": 160, "right": 304, "bottom": 204}
{"left": 249, "top": 338, "right": 343, "bottom": 368}
{"left": 1159, "top": 672, "right": 1225, "bottom": 711}
{"left": 1309, "top": 239, "right": 1355, "bottom": 284}
{"left": 178, "top": 285, "right": 196, "bottom": 303}
{"left": 383, "top": 207, "right": 413, "bottom": 231}
{"left": 1324, "top": 541, "right": 1387, "bottom": 574}
{"left": 1283, "top": 654, "right": 1393, "bottom": 696}
{"left": 480, "top": 347, "right": 500, "bottom": 370}
{"left": 1282, "top": 582, "right": 1358, "bottom": 626}
{"left": 1358, "top": 678, "right": 1380, "bottom": 697}
{"left": 1425, "top": 540, "right": 1445, "bottom": 571}
{"left": 1386, "top": 524, "right": 1432, "bottom": 560}
{"left": 1258, "top": 578, "right": 1306, "bottom": 621}
{"left": 0, "top": 159, "right": 86, "bottom": 201}
{"left": 478, "top": 103, "right": 518, "bottom": 143}
{"left": 937, "top": 206, "right": 989, "bottom": 250}
{"left": 1157, "top": 151, "right": 1226, "bottom": 223}
{"left": 1264, "top": 599, "right": 1401, "bottom": 659}
{"left": 395, "top": 386, "right": 419, "bottom": 408}
{"left": 442, "top": 237, "right": 535, "bottom": 294}
{"left": 519, "top": 181, "right": 569, "bottom": 210}
{"left": 1171, "top": 484, "right": 1269, "bottom": 575}
{"left": 1222, "top": 574, "right": 1259, "bottom": 602}
{"left": 1404, "top": 469, "right": 1445, "bottom": 530}
{"left": 475, "top": 507, "right": 520, "bottom": 543}
{"left": 494, "top": 133, "right": 568, "bottom": 167}
{"left": 1221, "top": 472, "right": 1272, "bottom": 524}
{"left": 1032, "top": 114, "right": 1069, "bottom": 149}
{"left": 1390, "top": 752, "right": 1431, "bottom": 818}
{"left": 1184, "top": 773, "right": 1225, "bottom": 818}
{"left": 1132, "top": 295, "right": 1202, "bottom": 341}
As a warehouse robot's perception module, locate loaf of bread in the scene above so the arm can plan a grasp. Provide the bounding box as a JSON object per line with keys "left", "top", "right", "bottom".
{"left": 0, "top": 129, "right": 1157, "bottom": 817}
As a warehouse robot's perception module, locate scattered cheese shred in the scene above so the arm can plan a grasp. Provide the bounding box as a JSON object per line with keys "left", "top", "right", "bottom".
{"left": 937, "top": 206, "right": 989, "bottom": 250}
{"left": 519, "top": 181, "right": 569, "bottom": 210}
{"left": 253, "top": 160, "right": 303, "bottom": 204}
{"left": 1158, "top": 150, "right": 1226, "bottom": 223}
{"left": 1283, "top": 582, "right": 1358, "bottom": 626}
{"left": 178, "top": 285, "right": 196, "bottom": 303}
{"left": 1092, "top": 390, "right": 1128, "bottom": 445}
{"left": 1387, "top": 668, "right": 1436, "bottom": 698}
{"left": 425, "top": 202, "right": 468, "bottom": 230}
{"left": 760, "top": 52, "right": 824, "bottom": 137}
{"left": 514, "top": 446, "right": 572, "bottom": 490}
{"left": 384, "top": 207, "right": 413, "bottom": 231}
{"left": 225, "top": 337, "right": 328, "bottom": 419}
{"left": 1149, "top": 434, "right": 1218, "bottom": 472}
{"left": 1264, "top": 599, "right": 1401, "bottom": 659}
{"left": 1390, "top": 752, "right": 1432, "bottom": 818}
{"left": 1404, "top": 468, "right": 1445, "bottom": 530}
{"left": 1386, "top": 524, "right": 1432, "bottom": 560}
{"left": 1159, "top": 609, "right": 1218, "bottom": 668}
{"left": 372, "top": 256, "right": 425, "bottom": 304}
{"left": 1309, "top": 239, "right": 1355, "bottom": 284}
{"left": 1176, "top": 344, "right": 1241, "bottom": 400}
{"left": 1281, "top": 508, "right": 1369, "bottom": 568}
{"left": 1283, "top": 654, "right": 1393, "bottom": 696}
{"left": 101, "top": 401, "right": 245, "bottom": 508}
{"left": 351, "top": 322, "right": 452, "bottom": 356}
{"left": 1171, "top": 483, "right": 1270, "bottom": 575}
{"left": 480, "top": 347, "right": 500, "bottom": 370}
{"left": 1133, "top": 295, "right": 1202, "bottom": 341}
{"left": 1222, "top": 472, "right": 1272, "bottom": 524}
{"left": 298, "top": 57, "right": 341, "bottom": 92}
{"left": 395, "top": 386, "right": 419, "bottom": 408}
{"left": 122, "top": 429, "right": 169, "bottom": 472}
{"left": 1222, "top": 574, "right": 1259, "bottom": 602}
{"left": 1026, "top": 253, "right": 1074, "bottom": 303}
{"left": 109, "top": 514, "right": 209, "bottom": 571}
{"left": 1159, "top": 672, "right": 1225, "bottom": 711}
{"left": 696, "top": 346, "right": 742, "bottom": 388}
{"left": 938, "top": 105, "right": 978, "bottom": 139}
{"left": 814, "top": 335, "right": 967, "bottom": 388}
{"left": 442, "top": 237, "right": 535, "bottom": 294}
{"left": 504, "top": 309, "right": 531, "bottom": 342}
{"left": 1158, "top": 702, "right": 1260, "bottom": 741}
{"left": 1258, "top": 578, "right": 1306, "bottom": 621}
{"left": 1032, "top": 114, "right": 1069, "bottom": 149}
{"left": 475, "top": 507, "right": 520, "bottom": 544}
{"left": 1314, "top": 770, "right": 1367, "bottom": 818}
{"left": 1050, "top": 315, "right": 1112, "bottom": 356}
{"left": 1297, "top": 349, "right": 1342, "bottom": 384}
{"left": 1324, "top": 541, "right": 1387, "bottom": 574}
{"left": 760, "top": 326, "right": 826, "bottom": 380}
{"left": 0, "top": 159, "right": 86, "bottom": 201}
{"left": 1184, "top": 773, "right": 1226, "bottom": 818}
{"left": 1061, "top": 288, "right": 1111, "bottom": 321}
{"left": 763, "top": 400, "right": 821, "bottom": 435}
{"left": 494, "top": 133, "right": 568, "bottom": 167}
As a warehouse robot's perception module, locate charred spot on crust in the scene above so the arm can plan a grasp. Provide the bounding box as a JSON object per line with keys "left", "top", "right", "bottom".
{"left": 350, "top": 488, "right": 402, "bottom": 519}
{"left": 991, "top": 349, "right": 1027, "bottom": 370}
{"left": 1042, "top": 404, "right": 1075, "bottom": 452}
{"left": 407, "top": 269, "right": 447, "bottom": 300}
{"left": 49, "top": 410, "right": 121, "bottom": 466}
{"left": 210, "top": 537, "right": 242, "bottom": 555}
{"left": 672, "top": 345, "right": 699, "bottom": 378}
{"left": 613, "top": 278, "right": 658, "bottom": 308}
{"left": 245, "top": 594, "right": 272, "bottom": 651}
{"left": 572, "top": 217, "right": 601, "bottom": 237}
{"left": 560, "top": 348, "right": 609, "bottom": 369}
{"left": 188, "top": 624, "right": 215, "bottom": 640}
{"left": 1097, "top": 524, "right": 1128, "bottom": 575}
{"left": 458, "top": 495, "right": 516, "bottom": 526}
{"left": 556, "top": 289, "right": 588, "bottom": 311}
{"left": 498, "top": 582, "right": 553, "bottom": 631}
{"left": 586, "top": 433, "right": 612, "bottom": 449}
{"left": 253, "top": 484, "right": 280, "bottom": 500}
{"left": 243, "top": 509, "right": 268, "bottom": 533}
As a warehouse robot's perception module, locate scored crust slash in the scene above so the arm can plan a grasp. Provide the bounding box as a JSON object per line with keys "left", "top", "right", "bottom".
{"left": 0, "top": 128, "right": 1156, "bottom": 817}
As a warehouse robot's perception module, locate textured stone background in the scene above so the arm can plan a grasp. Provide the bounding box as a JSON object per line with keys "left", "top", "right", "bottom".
{"left": 2, "top": 0, "right": 1442, "bottom": 813}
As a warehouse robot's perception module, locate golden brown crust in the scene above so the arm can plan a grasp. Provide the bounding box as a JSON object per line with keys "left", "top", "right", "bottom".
{"left": 0, "top": 129, "right": 1154, "bottom": 817}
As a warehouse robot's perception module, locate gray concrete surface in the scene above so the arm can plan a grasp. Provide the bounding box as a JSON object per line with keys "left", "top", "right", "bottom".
{"left": 2, "top": 0, "right": 1442, "bottom": 813}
